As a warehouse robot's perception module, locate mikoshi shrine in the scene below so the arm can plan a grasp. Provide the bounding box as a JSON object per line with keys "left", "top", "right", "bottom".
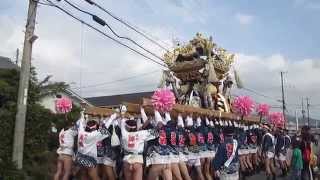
{"left": 84, "top": 33, "right": 283, "bottom": 128}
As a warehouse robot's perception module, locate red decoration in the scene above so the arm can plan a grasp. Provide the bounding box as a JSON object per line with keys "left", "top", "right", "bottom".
{"left": 256, "top": 103, "right": 270, "bottom": 117}
{"left": 268, "top": 112, "right": 285, "bottom": 128}
{"left": 151, "top": 88, "right": 176, "bottom": 112}
{"left": 232, "top": 96, "right": 255, "bottom": 117}
{"left": 55, "top": 97, "right": 72, "bottom": 114}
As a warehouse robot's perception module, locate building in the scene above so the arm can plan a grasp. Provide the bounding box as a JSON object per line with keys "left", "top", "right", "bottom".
{"left": 0, "top": 56, "right": 93, "bottom": 113}
{"left": 0, "top": 56, "right": 18, "bottom": 70}
{"left": 85, "top": 91, "right": 154, "bottom": 108}
{"left": 40, "top": 88, "right": 93, "bottom": 113}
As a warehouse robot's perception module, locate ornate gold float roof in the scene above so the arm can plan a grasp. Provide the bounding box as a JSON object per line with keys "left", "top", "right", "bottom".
{"left": 163, "top": 33, "right": 235, "bottom": 80}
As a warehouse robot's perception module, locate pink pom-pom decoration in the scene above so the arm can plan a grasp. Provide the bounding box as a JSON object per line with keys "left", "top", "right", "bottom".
{"left": 232, "top": 96, "right": 255, "bottom": 117}
{"left": 256, "top": 103, "right": 270, "bottom": 117}
{"left": 268, "top": 112, "right": 285, "bottom": 128}
{"left": 151, "top": 88, "right": 176, "bottom": 112}
{"left": 55, "top": 97, "right": 72, "bottom": 114}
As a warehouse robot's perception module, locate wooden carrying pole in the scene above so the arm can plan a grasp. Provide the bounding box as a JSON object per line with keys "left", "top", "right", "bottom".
{"left": 83, "top": 98, "right": 260, "bottom": 123}
{"left": 124, "top": 98, "right": 259, "bottom": 123}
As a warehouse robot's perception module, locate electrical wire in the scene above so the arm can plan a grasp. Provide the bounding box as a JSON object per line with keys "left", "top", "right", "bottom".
{"left": 43, "top": 0, "right": 167, "bottom": 68}
{"left": 73, "top": 69, "right": 160, "bottom": 89}
{"left": 241, "top": 87, "right": 281, "bottom": 102}
{"left": 83, "top": 0, "right": 171, "bottom": 51}
{"left": 75, "top": 82, "right": 158, "bottom": 93}
{"left": 63, "top": 0, "right": 166, "bottom": 63}
{"left": 37, "top": 1, "right": 54, "bottom": 6}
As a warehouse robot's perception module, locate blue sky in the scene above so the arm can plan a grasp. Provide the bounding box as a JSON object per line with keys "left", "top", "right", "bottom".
{"left": 0, "top": 0, "right": 320, "bottom": 119}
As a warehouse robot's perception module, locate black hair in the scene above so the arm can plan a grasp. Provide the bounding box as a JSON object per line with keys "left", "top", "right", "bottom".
{"left": 65, "top": 119, "right": 75, "bottom": 128}
{"left": 125, "top": 120, "right": 137, "bottom": 132}
{"left": 85, "top": 120, "right": 99, "bottom": 132}
{"left": 292, "top": 137, "right": 300, "bottom": 149}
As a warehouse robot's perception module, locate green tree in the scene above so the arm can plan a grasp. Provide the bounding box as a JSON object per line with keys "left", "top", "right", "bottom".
{"left": 0, "top": 68, "right": 80, "bottom": 179}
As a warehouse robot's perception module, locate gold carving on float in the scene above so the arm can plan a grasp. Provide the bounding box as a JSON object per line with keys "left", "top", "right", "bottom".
{"left": 163, "top": 33, "right": 235, "bottom": 80}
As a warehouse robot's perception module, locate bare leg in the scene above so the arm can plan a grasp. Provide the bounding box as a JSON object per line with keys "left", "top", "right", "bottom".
{"left": 265, "top": 158, "right": 272, "bottom": 176}
{"left": 79, "top": 168, "right": 89, "bottom": 180}
{"left": 123, "top": 162, "right": 133, "bottom": 180}
{"left": 103, "top": 165, "right": 116, "bottom": 180}
{"left": 239, "top": 156, "right": 247, "bottom": 172}
{"left": 270, "top": 158, "right": 276, "bottom": 176}
{"left": 148, "top": 164, "right": 164, "bottom": 180}
{"left": 171, "top": 163, "right": 183, "bottom": 180}
{"left": 54, "top": 157, "right": 63, "bottom": 180}
{"left": 98, "top": 165, "right": 104, "bottom": 179}
{"left": 88, "top": 167, "right": 101, "bottom": 180}
{"left": 132, "top": 163, "right": 143, "bottom": 180}
{"left": 62, "top": 155, "right": 73, "bottom": 180}
{"left": 245, "top": 154, "right": 253, "bottom": 170}
{"left": 162, "top": 164, "right": 173, "bottom": 180}
{"left": 178, "top": 162, "right": 192, "bottom": 180}
{"left": 195, "top": 166, "right": 205, "bottom": 180}
{"left": 200, "top": 158, "right": 206, "bottom": 176}
{"left": 252, "top": 153, "right": 258, "bottom": 168}
{"left": 204, "top": 158, "right": 213, "bottom": 180}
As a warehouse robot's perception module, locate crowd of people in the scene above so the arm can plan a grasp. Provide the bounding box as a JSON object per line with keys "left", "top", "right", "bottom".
{"left": 54, "top": 106, "right": 318, "bottom": 180}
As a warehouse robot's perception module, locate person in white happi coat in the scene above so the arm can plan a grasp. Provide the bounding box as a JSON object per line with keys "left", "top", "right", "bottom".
{"left": 119, "top": 106, "right": 157, "bottom": 180}
{"left": 54, "top": 118, "right": 78, "bottom": 180}
{"left": 75, "top": 112, "right": 116, "bottom": 180}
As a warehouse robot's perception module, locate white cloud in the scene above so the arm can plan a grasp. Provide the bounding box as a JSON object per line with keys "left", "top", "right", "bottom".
{"left": 234, "top": 53, "right": 320, "bottom": 119}
{"left": 235, "top": 13, "right": 254, "bottom": 25}
{"left": 1, "top": 0, "right": 319, "bottom": 120}
{"left": 0, "top": 0, "right": 173, "bottom": 98}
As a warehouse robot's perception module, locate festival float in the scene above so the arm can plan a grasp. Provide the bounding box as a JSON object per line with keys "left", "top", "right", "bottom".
{"left": 84, "top": 33, "right": 268, "bottom": 125}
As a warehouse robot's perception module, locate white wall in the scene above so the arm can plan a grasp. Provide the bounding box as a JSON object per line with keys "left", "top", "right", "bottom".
{"left": 40, "top": 92, "right": 83, "bottom": 113}
{"left": 40, "top": 95, "right": 59, "bottom": 113}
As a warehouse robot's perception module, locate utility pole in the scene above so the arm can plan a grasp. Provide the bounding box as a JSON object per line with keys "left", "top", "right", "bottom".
{"left": 295, "top": 109, "right": 299, "bottom": 131}
{"left": 12, "top": 0, "right": 38, "bottom": 169}
{"left": 280, "top": 71, "right": 286, "bottom": 127}
{"left": 15, "top": 48, "right": 19, "bottom": 65}
{"left": 306, "top": 97, "right": 310, "bottom": 126}
{"left": 301, "top": 97, "right": 305, "bottom": 122}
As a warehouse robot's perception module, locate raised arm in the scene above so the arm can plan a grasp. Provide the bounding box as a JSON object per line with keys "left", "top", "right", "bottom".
{"left": 77, "top": 111, "right": 86, "bottom": 131}
{"left": 102, "top": 113, "right": 118, "bottom": 129}
{"left": 141, "top": 128, "right": 158, "bottom": 141}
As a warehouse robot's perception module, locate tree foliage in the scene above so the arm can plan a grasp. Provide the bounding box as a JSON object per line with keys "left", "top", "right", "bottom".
{"left": 0, "top": 68, "right": 80, "bottom": 179}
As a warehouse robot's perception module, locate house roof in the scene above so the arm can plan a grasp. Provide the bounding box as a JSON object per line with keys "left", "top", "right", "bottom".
{"left": 85, "top": 91, "right": 154, "bottom": 107}
{"left": 64, "top": 89, "right": 93, "bottom": 107}
{"left": 0, "top": 56, "right": 18, "bottom": 70}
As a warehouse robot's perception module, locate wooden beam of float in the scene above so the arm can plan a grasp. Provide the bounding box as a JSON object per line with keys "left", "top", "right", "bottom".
{"left": 84, "top": 106, "right": 116, "bottom": 116}
{"left": 85, "top": 106, "right": 133, "bottom": 118}
{"left": 123, "top": 98, "right": 259, "bottom": 123}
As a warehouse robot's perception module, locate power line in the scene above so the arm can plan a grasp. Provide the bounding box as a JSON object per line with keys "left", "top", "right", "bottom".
{"left": 240, "top": 87, "right": 281, "bottom": 103}
{"left": 83, "top": 0, "right": 170, "bottom": 51}
{"left": 63, "top": 0, "right": 166, "bottom": 63}
{"left": 73, "top": 69, "right": 160, "bottom": 89}
{"left": 37, "top": 1, "right": 55, "bottom": 6}
{"left": 43, "top": 0, "right": 167, "bottom": 68}
{"left": 75, "top": 82, "right": 158, "bottom": 93}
